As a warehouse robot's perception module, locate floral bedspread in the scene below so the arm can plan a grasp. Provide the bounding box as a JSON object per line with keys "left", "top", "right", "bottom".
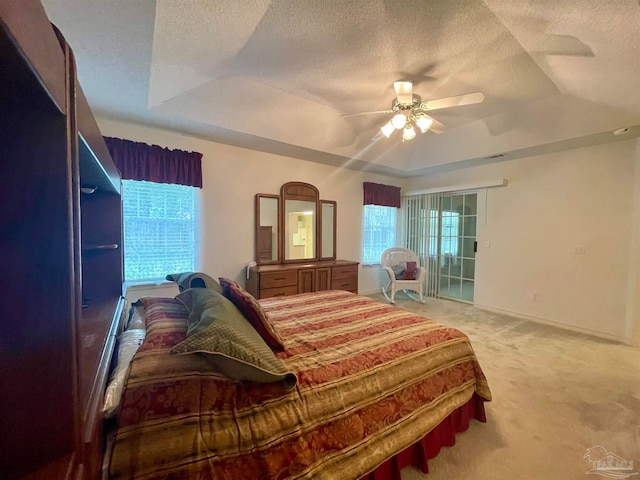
{"left": 110, "top": 290, "right": 491, "bottom": 479}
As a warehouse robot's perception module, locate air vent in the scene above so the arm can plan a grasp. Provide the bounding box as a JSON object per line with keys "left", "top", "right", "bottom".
{"left": 483, "top": 153, "right": 505, "bottom": 160}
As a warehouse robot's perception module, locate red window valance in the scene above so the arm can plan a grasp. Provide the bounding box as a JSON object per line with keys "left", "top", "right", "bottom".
{"left": 363, "top": 182, "right": 401, "bottom": 207}
{"left": 104, "top": 136, "right": 203, "bottom": 188}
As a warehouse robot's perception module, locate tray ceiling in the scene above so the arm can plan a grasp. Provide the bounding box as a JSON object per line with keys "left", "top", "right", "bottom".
{"left": 43, "top": 0, "right": 640, "bottom": 177}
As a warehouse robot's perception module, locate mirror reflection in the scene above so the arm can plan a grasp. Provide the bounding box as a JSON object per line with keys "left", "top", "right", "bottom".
{"left": 284, "top": 200, "right": 316, "bottom": 260}
{"left": 256, "top": 195, "right": 279, "bottom": 263}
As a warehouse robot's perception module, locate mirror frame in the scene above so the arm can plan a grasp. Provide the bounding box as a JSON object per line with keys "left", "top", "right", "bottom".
{"left": 319, "top": 200, "right": 337, "bottom": 261}
{"left": 254, "top": 182, "right": 338, "bottom": 265}
{"left": 255, "top": 193, "right": 281, "bottom": 265}
{"left": 280, "top": 182, "right": 319, "bottom": 264}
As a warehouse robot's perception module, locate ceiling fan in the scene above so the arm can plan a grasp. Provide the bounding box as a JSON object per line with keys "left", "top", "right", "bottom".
{"left": 342, "top": 81, "right": 485, "bottom": 141}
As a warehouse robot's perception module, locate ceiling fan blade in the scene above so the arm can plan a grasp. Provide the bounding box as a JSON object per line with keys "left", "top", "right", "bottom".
{"left": 393, "top": 81, "right": 413, "bottom": 105}
{"left": 419, "top": 92, "right": 485, "bottom": 111}
{"left": 340, "top": 109, "right": 394, "bottom": 118}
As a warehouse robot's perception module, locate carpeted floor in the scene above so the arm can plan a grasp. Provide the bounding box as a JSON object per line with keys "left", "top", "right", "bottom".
{"left": 364, "top": 293, "right": 640, "bottom": 480}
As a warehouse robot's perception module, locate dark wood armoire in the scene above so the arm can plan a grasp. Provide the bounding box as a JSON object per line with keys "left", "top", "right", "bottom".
{"left": 0, "top": 1, "right": 125, "bottom": 478}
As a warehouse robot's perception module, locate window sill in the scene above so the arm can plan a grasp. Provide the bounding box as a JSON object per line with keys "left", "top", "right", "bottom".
{"left": 124, "top": 279, "right": 174, "bottom": 290}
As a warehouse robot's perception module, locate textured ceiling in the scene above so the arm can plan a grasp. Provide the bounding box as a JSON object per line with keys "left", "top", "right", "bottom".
{"left": 42, "top": 0, "right": 640, "bottom": 177}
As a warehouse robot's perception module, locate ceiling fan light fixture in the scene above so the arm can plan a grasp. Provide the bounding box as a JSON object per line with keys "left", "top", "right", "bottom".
{"left": 347, "top": 81, "right": 485, "bottom": 143}
{"left": 380, "top": 120, "right": 395, "bottom": 138}
{"left": 402, "top": 124, "right": 416, "bottom": 141}
{"left": 416, "top": 116, "right": 433, "bottom": 133}
{"left": 391, "top": 113, "right": 407, "bottom": 129}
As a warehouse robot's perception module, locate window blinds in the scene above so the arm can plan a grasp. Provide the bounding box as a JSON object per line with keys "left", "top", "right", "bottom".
{"left": 122, "top": 180, "right": 199, "bottom": 281}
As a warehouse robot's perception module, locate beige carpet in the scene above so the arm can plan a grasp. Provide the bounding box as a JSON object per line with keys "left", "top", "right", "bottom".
{"left": 364, "top": 293, "right": 640, "bottom": 480}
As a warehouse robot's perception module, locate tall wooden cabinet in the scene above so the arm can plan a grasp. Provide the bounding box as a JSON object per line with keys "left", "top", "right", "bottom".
{"left": 0, "top": 1, "right": 124, "bottom": 478}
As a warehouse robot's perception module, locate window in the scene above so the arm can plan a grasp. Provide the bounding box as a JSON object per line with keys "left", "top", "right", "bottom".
{"left": 362, "top": 204, "right": 397, "bottom": 265}
{"left": 121, "top": 180, "right": 199, "bottom": 282}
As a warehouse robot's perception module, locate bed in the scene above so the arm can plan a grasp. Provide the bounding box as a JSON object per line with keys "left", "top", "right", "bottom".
{"left": 109, "top": 288, "right": 491, "bottom": 479}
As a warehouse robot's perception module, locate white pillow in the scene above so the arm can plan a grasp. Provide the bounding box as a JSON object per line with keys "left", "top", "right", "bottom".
{"left": 126, "top": 303, "right": 146, "bottom": 330}
{"left": 103, "top": 329, "right": 146, "bottom": 418}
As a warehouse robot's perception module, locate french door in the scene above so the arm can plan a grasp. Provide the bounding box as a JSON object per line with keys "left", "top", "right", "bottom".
{"left": 402, "top": 191, "right": 478, "bottom": 303}
{"left": 436, "top": 193, "right": 477, "bottom": 302}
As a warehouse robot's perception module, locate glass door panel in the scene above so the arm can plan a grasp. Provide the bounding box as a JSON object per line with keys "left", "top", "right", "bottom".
{"left": 438, "top": 192, "right": 477, "bottom": 303}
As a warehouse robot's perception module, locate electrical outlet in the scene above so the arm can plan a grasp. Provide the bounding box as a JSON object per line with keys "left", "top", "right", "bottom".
{"left": 531, "top": 293, "right": 539, "bottom": 302}
{"left": 572, "top": 245, "right": 587, "bottom": 255}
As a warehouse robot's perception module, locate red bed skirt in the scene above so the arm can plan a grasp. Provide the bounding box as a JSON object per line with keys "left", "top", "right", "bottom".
{"left": 364, "top": 393, "right": 487, "bottom": 480}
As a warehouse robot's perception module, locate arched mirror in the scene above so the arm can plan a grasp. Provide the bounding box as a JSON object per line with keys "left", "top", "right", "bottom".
{"left": 320, "top": 200, "right": 336, "bottom": 260}
{"left": 281, "top": 182, "right": 318, "bottom": 262}
{"left": 255, "top": 182, "right": 337, "bottom": 265}
{"left": 255, "top": 194, "right": 280, "bottom": 264}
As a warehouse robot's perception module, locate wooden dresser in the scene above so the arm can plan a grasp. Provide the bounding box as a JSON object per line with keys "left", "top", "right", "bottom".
{"left": 247, "top": 260, "right": 358, "bottom": 299}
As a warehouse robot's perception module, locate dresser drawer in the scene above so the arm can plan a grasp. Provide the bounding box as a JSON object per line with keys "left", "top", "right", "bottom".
{"left": 261, "top": 270, "right": 298, "bottom": 289}
{"left": 332, "top": 264, "right": 357, "bottom": 280}
{"left": 250, "top": 261, "right": 358, "bottom": 299}
{"left": 331, "top": 276, "right": 358, "bottom": 292}
{"left": 260, "top": 285, "right": 299, "bottom": 299}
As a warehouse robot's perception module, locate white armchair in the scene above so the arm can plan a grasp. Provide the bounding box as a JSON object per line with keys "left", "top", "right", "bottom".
{"left": 381, "top": 247, "right": 426, "bottom": 304}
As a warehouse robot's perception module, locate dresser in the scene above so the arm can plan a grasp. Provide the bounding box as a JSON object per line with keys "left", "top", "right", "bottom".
{"left": 247, "top": 260, "right": 358, "bottom": 299}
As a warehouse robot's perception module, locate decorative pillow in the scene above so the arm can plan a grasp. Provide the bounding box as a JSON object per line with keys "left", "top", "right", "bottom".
{"left": 136, "top": 297, "right": 188, "bottom": 335}
{"left": 218, "top": 277, "right": 285, "bottom": 351}
{"left": 404, "top": 261, "right": 417, "bottom": 280}
{"left": 165, "top": 271, "right": 222, "bottom": 293}
{"left": 172, "top": 289, "right": 296, "bottom": 390}
{"left": 174, "top": 287, "right": 225, "bottom": 334}
{"left": 391, "top": 264, "right": 406, "bottom": 279}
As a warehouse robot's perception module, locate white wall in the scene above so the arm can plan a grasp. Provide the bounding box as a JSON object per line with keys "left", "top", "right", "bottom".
{"left": 627, "top": 138, "right": 640, "bottom": 345}
{"left": 98, "top": 118, "right": 397, "bottom": 294}
{"left": 100, "top": 118, "right": 639, "bottom": 344}
{"left": 403, "top": 139, "right": 640, "bottom": 344}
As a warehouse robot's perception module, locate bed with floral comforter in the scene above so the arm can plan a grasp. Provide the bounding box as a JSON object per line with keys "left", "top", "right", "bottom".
{"left": 110, "top": 290, "right": 491, "bottom": 479}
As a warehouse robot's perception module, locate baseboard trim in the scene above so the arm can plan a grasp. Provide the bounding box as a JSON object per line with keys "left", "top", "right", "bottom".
{"left": 359, "top": 289, "right": 382, "bottom": 296}
{"left": 474, "top": 302, "right": 632, "bottom": 345}
{"left": 347, "top": 290, "right": 632, "bottom": 345}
